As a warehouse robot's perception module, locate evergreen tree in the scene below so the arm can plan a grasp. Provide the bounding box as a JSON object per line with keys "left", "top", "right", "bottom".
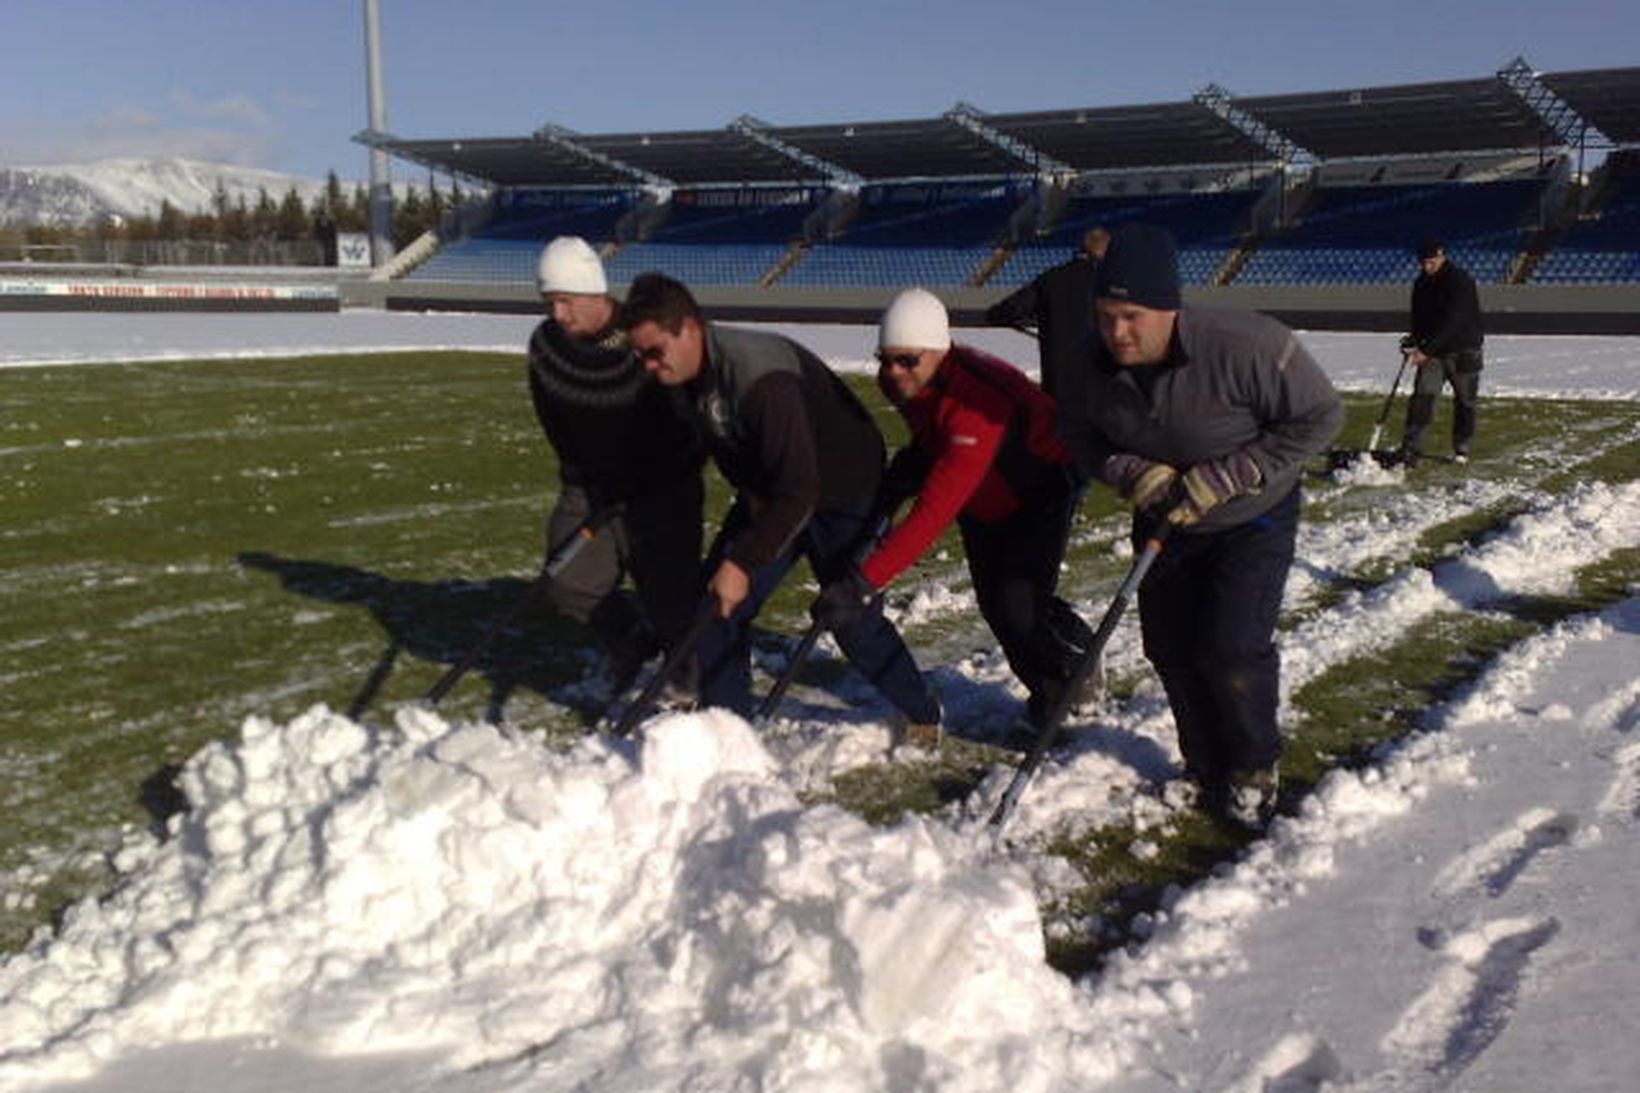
{"left": 252, "top": 187, "right": 278, "bottom": 238}
{"left": 223, "top": 195, "right": 251, "bottom": 242}
{"left": 345, "top": 183, "right": 370, "bottom": 233}
{"left": 155, "top": 199, "right": 183, "bottom": 241}
{"left": 324, "top": 170, "right": 346, "bottom": 221}
{"left": 276, "top": 185, "right": 310, "bottom": 241}
{"left": 393, "top": 184, "right": 426, "bottom": 248}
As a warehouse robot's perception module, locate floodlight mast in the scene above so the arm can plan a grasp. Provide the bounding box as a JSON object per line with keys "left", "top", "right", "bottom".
{"left": 363, "top": 0, "right": 395, "bottom": 266}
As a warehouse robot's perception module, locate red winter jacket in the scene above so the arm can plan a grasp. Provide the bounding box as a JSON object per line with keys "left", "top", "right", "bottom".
{"left": 860, "top": 344, "right": 1070, "bottom": 588}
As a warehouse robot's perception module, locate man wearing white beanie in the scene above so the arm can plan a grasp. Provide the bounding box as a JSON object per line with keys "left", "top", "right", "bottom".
{"left": 525, "top": 236, "right": 704, "bottom": 698}
{"left": 811, "top": 287, "right": 1093, "bottom": 747}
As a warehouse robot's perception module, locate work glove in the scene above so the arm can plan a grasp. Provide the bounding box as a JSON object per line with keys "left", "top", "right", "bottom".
{"left": 1167, "top": 452, "right": 1264, "bottom": 526}
{"left": 878, "top": 445, "right": 932, "bottom": 510}
{"left": 810, "top": 568, "right": 879, "bottom": 633}
{"left": 1104, "top": 453, "right": 1181, "bottom": 512}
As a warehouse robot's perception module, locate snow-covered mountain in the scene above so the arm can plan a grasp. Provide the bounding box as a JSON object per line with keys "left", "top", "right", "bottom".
{"left": 0, "top": 158, "right": 332, "bottom": 226}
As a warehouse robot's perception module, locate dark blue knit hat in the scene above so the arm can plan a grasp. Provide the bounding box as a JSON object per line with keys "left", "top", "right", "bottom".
{"left": 1095, "top": 224, "right": 1181, "bottom": 310}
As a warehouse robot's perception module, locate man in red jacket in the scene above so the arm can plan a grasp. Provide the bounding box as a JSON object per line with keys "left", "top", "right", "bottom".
{"left": 812, "top": 288, "right": 1094, "bottom": 747}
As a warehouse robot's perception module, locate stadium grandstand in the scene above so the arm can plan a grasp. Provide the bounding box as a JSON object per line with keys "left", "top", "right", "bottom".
{"left": 360, "top": 59, "right": 1640, "bottom": 331}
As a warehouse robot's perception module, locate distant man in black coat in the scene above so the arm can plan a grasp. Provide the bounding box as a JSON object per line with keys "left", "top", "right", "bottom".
{"left": 1399, "top": 238, "right": 1484, "bottom": 464}
{"left": 984, "top": 226, "right": 1109, "bottom": 403}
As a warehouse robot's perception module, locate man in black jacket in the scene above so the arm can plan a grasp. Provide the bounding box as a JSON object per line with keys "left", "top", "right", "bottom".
{"left": 527, "top": 237, "right": 704, "bottom": 692}
{"left": 620, "top": 273, "right": 941, "bottom": 735}
{"left": 1399, "top": 238, "right": 1484, "bottom": 464}
{"left": 1060, "top": 225, "right": 1343, "bottom": 826}
{"left": 983, "top": 226, "right": 1109, "bottom": 402}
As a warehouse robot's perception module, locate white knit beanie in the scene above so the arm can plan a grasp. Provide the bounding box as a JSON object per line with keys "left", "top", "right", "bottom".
{"left": 878, "top": 287, "right": 951, "bottom": 351}
{"left": 536, "top": 236, "right": 607, "bottom": 295}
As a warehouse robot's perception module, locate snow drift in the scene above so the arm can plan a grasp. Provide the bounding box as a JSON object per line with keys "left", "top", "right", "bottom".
{"left": 0, "top": 707, "right": 1117, "bottom": 1091}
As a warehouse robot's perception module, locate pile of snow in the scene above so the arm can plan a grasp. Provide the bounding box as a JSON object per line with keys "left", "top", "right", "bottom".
{"left": 0, "top": 707, "right": 1116, "bottom": 1091}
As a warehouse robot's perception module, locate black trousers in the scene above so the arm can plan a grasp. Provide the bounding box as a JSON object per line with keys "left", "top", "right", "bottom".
{"left": 1402, "top": 349, "right": 1482, "bottom": 455}
{"left": 545, "top": 477, "right": 704, "bottom": 660}
{"left": 1136, "top": 487, "right": 1300, "bottom": 783}
{"left": 959, "top": 481, "right": 1092, "bottom": 725}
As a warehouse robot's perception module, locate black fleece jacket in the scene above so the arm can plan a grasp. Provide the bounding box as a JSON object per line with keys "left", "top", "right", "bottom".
{"left": 688, "top": 324, "right": 884, "bottom": 567}
{"left": 1410, "top": 261, "right": 1484, "bottom": 357}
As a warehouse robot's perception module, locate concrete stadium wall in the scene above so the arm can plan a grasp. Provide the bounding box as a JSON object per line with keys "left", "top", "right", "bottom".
{"left": 351, "top": 279, "right": 1640, "bottom": 336}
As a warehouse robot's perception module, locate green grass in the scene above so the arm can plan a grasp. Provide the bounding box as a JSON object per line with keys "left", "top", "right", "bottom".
{"left": 2, "top": 355, "right": 1637, "bottom": 964}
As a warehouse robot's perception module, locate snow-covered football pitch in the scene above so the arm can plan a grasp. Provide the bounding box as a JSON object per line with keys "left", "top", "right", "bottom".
{"left": 2, "top": 313, "right": 1637, "bottom": 1091}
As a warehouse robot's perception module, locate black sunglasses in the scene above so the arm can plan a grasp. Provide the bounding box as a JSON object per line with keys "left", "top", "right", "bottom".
{"left": 876, "top": 351, "right": 922, "bottom": 370}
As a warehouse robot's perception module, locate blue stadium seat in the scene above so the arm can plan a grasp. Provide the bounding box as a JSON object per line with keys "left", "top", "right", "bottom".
{"left": 988, "top": 189, "right": 1257, "bottom": 287}
{"left": 1530, "top": 166, "right": 1640, "bottom": 284}
{"left": 1234, "top": 180, "right": 1544, "bottom": 285}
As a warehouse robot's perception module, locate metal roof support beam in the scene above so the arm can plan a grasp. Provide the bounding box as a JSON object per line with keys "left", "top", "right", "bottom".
{"left": 533, "top": 121, "right": 674, "bottom": 189}
{"left": 728, "top": 115, "right": 863, "bottom": 188}
{"left": 943, "top": 102, "right": 1071, "bottom": 179}
{"left": 1193, "top": 84, "right": 1306, "bottom": 166}
{"left": 1497, "top": 57, "right": 1604, "bottom": 149}
{"left": 1497, "top": 57, "right": 1609, "bottom": 187}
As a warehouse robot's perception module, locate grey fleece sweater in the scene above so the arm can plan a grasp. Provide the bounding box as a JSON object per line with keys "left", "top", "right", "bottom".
{"left": 1060, "top": 305, "right": 1343, "bottom": 533}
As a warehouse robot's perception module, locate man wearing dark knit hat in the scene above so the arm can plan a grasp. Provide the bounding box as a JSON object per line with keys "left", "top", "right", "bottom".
{"left": 1398, "top": 238, "right": 1484, "bottom": 465}
{"left": 1058, "top": 224, "right": 1343, "bottom": 826}
{"left": 526, "top": 237, "right": 705, "bottom": 699}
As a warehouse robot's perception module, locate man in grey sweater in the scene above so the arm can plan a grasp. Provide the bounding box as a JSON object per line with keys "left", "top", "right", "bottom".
{"left": 1060, "top": 225, "right": 1343, "bottom": 826}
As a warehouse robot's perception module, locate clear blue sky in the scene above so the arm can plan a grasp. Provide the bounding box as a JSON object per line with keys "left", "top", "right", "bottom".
{"left": 2, "top": 0, "right": 1634, "bottom": 181}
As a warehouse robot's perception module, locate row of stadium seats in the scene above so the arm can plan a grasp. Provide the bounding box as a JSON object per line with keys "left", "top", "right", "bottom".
{"left": 407, "top": 176, "right": 1640, "bottom": 287}
{"left": 1236, "top": 244, "right": 1519, "bottom": 286}
{"left": 1001, "top": 245, "right": 1225, "bottom": 286}
{"left": 1235, "top": 181, "right": 1543, "bottom": 285}
{"left": 780, "top": 246, "right": 996, "bottom": 287}
{"left": 1531, "top": 170, "right": 1640, "bottom": 282}
{"left": 603, "top": 243, "right": 788, "bottom": 286}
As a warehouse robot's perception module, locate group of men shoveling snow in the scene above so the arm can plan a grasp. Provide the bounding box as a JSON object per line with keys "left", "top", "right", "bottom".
{"left": 509, "top": 224, "right": 1483, "bottom": 830}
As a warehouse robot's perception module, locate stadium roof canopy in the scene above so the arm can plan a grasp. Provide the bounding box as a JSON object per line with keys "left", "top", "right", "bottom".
{"left": 762, "top": 116, "right": 1031, "bottom": 180}
{"left": 382, "top": 136, "right": 631, "bottom": 188}
{"left": 985, "top": 100, "right": 1274, "bottom": 170}
{"left": 1539, "top": 66, "right": 1640, "bottom": 143}
{"left": 578, "top": 128, "right": 823, "bottom": 185}
{"left": 371, "top": 64, "right": 1632, "bottom": 189}
{"left": 1231, "top": 78, "right": 1561, "bottom": 159}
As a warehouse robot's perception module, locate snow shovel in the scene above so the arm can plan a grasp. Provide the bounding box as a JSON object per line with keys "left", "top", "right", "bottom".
{"left": 755, "top": 506, "right": 899, "bottom": 726}
{"left": 609, "top": 596, "right": 716, "bottom": 738}
{"left": 422, "top": 503, "right": 621, "bottom": 706}
{"left": 1327, "top": 347, "right": 1412, "bottom": 470}
{"left": 987, "top": 527, "right": 1170, "bottom": 833}
{"left": 753, "top": 623, "right": 824, "bottom": 726}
